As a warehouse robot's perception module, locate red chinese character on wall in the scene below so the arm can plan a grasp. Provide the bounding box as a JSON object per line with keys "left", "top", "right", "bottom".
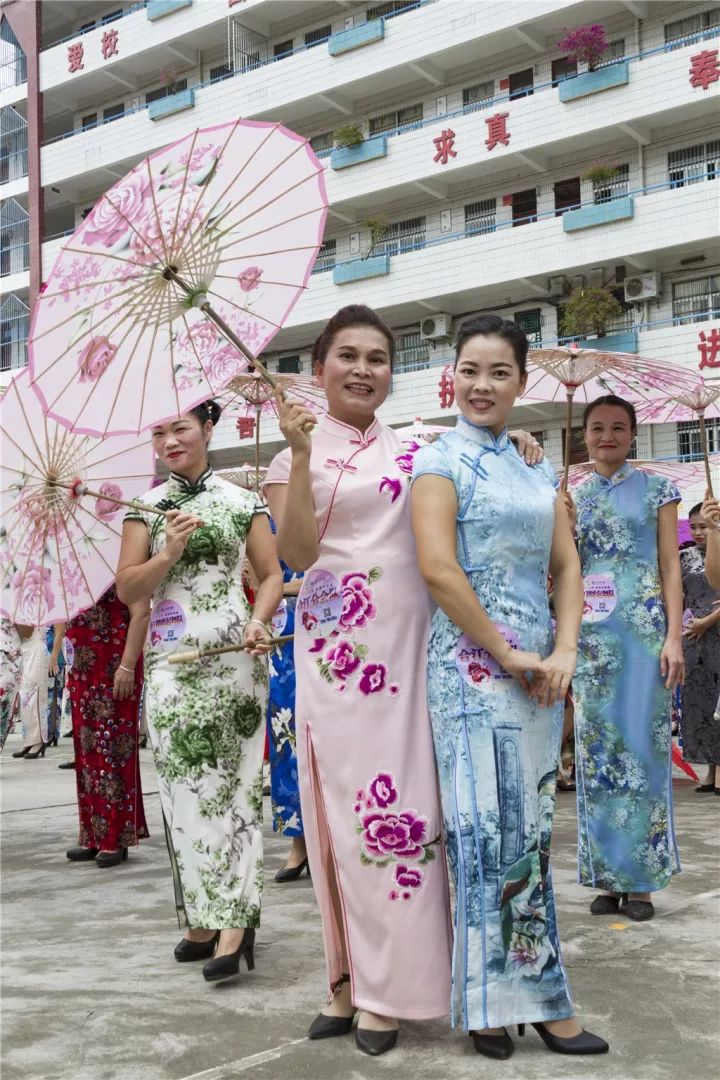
{"left": 485, "top": 112, "right": 510, "bottom": 151}
{"left": 67, "top": 42, "right": 84, "bottom": 73}
{"left": 698, "top": 328, "right": 720, "bottom": 369}
{"left": 689, "top": 49, "right": 720, "bottom": 90}
{"left": 433, "top": 128, "right": 457, "bottom": 165}
{"left": 101, "top": 28, "right": 119, "bottom": 60}
{"left": 236, "top": 416, "right": 256, "bottom": 439}
{"left": 438, "top": 365, "right": 455, "bottom": 409}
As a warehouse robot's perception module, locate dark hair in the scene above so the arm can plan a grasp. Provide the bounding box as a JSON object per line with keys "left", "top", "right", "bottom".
{"left": 582, "top": 394, "right": 637, "bottom": 432}
{"left": 189, "top": 399, "right": 223, "bottom": 427}
{"left": 688, "top": 502, "right": 704, "bottom": 518}
{"left": 312, "top": 305, "right": 396, "bottom": 368}
{"left": 454, "top": 315, "right": 529, "bottom": 374}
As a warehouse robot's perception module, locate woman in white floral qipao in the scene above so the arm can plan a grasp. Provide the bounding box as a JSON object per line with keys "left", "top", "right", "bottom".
{"left": 118, "top": 401, "right": 282, "bottom": 982}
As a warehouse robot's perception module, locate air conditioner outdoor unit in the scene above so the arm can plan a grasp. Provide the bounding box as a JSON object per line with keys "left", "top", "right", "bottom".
{"left": 548, "top": 275, "right": 567, "bottom": 298}
{"left": 420, "top": 313, "right": 452, "bottom": 340}
{"left": 624, "top": 272, "right": 659, "bottom": 302}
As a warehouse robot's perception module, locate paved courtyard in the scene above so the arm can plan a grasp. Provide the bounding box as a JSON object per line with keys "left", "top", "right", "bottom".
{"left": 2, "top": 735, "right": 718, "bottom": 1080}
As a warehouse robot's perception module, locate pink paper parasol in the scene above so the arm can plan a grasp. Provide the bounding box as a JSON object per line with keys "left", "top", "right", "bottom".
{"left": 28, "top": 120, "right": 328, "bottom": 436}
{"left": 217, "top": 465, "right": 269, "bottom": 490}
{"left": 523, "top": 345, "right": 698, "bottom": 491}
{"left": 218, "top": 370, "right": 326, "bottom": 490}
{"left": 394, "top": 419, "right": 449, "bottom": 444}
{"left": 0, "top": 369, "right": 154, "bottom": 625}
{"left": 635, "top": 382, "right": 720, "bottom": 496}
{"left": 566, "top": 455, "right": 720, "bottom": 492}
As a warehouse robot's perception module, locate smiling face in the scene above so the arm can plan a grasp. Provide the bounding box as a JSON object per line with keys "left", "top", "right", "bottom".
{"left": 689, "top": 512, "right": 708, "bottom": 549}
{"left": 454, "top": 335, "right": 527, "bottom": 435}
{"left": 151, "top": 414, "right": 212, "bottom": 477}
{"left": 584, "top": 405, "right": 635, "bottom": 471}
{"left": 315, "top": 325, "right": 393, "bottom": 429}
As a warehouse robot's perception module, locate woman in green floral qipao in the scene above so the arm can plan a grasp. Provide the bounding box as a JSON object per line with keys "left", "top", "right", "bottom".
{"left": 118, "top": 401, "right": 282, "bottom": 981}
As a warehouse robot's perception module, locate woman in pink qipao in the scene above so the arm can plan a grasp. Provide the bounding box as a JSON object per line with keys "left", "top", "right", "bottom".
{"left": 264, "top": 305, "right": 541, "bottom": 1057}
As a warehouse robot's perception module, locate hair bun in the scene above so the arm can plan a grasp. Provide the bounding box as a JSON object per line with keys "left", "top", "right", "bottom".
{"left": 206, "top": 400, "right": 222, "bottom": 426}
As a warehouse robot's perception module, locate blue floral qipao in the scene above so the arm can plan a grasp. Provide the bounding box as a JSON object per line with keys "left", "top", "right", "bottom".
{"left": 267, "top": 554, "right": 304, "bottom": 837}
{"left": 572, "top": 463, "right": 682, "bottom": 893}
{"left": 412, "top": 417, "right": 574, "bottom": 1031}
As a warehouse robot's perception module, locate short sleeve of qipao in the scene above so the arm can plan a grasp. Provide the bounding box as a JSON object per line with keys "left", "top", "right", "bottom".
{"left": 411, "top": 440, "right": 454, "bottom": 483}
{"left": 653, "top": 476, "right": 682, "bottom": 510}
{"left": 263, "top": 448, "right": 292, "bottom": 493}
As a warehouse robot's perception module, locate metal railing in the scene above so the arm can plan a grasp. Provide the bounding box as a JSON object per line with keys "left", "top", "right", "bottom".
{"left": 43, "top": 2, "right": 148, "bottom": 49}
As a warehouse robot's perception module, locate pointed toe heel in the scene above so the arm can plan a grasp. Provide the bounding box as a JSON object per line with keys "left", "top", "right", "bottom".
{"left": 274, "top": 857, "right": 309, "bottom": 883}
{"left": 307, "top": 1013, "right": 354, "bottom": 1040}
{"left": 202, "top": 928, "right": 255, "bottom": 982}
{"left": 531, "top": 1022, "right": 609, "bottom": 1055}
{"left": 355, "top": 1027, "right": 398, "bottom": 1056}
{"left": 66, "top": 846, "right": 99, "bottom": 861}
{"left": 95, "top": 848, "right": 128, "bottom": 867}
{"left": 174, "top": 931, "right": 219, "bottom": 962}
{"left": 470, "top": 1029, "right": 514, "bottom": 1059}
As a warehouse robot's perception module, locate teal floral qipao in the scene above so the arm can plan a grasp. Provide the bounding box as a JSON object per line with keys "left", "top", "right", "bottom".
{"left": 413, "top": 418, "right": 574, "bottom": 1031}
{"left": 125, "top": 468, "right": 268, "bottom": 929}
{"left": 572, "top": 463, "right": 682, "bottom": 894}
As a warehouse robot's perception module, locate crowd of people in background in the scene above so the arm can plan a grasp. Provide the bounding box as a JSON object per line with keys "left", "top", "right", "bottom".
{"left": 3, "top": 305, "right": 720, "bottom": 1061}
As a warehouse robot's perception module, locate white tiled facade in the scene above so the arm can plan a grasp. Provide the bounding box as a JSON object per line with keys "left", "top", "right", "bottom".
{"left": 2, "top": 0, "right": 719, "bottom": 509}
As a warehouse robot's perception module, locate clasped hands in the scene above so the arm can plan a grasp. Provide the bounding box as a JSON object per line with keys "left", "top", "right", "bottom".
{"left": 499, "top": 643, "right": 576, "bottom": 707}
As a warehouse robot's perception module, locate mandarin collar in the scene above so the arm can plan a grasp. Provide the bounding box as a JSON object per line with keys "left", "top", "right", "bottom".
{"left": 592, "top": 461, "right": 634, "bottom": 487}
{"left": 321, "top": 413, "right": 379, "bottom": 447}
{"left": 168, "top": 465, "right": 213, "bottom": 496}
{"left": 455, "top": 416, "right": 511, "bottom": 451}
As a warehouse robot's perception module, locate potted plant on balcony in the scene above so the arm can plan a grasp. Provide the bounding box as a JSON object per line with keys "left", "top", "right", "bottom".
{"left": 557, "top": 24, "right": 609, "bottom": 71}
{"left": 334, "top": 124, "right": 365, "bottom": 149}
{"left": 363, "top": 214, "right": 389, "bottom": 259}
{"left": 560, "top": 285, "right": 624, "bottom": 340}
{"left": 556, "top": 24, "right": 629, "bottom": 101}
{"left": 581, "top": 162, "right": 619, "bottom": 186}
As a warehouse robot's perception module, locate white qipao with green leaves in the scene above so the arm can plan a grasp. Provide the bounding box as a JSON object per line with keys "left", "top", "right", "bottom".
{"left": 125, "top": 469, "right": 268, "bottom": 929}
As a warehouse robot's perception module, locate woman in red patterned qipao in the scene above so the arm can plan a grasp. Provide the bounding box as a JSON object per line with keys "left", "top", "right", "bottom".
{"left": 65, "top": 586, "right": 150, "bottom": 867}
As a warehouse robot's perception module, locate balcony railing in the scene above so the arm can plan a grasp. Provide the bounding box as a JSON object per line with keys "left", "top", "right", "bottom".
{"left": 43, "top": 3, "right": 149, "bottom": 49}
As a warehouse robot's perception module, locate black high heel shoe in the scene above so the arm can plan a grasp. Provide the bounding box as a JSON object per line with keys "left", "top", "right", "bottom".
{"left": 274, "top": 857, "right": 310, "bottom": 883}
{"left": 470, "top": 1028, "right": 514, "bottom": 1059}
{"left": 174, "top": 931, "right": 220, "bottom": 963}
{"left": 12, "top": 746, "right": 32, "bottom": 758}
{"left": 308, "top": 974, "right": 355, "bottom": 1039}
{"left": 67, "top": 846, "right": 99, "bottom": 861}
{"left": 355, "top": 1025, "right": 398, "bottom": 1056}
{"left": 527, "top": 1021, "right": 609, "bottom": 1055}
{"left": 95, "top": 848, "right": 128, "bottom": 867}
{"left": 202, "top": 928, "right": 255, "bottom": 982}
{"left": 589, "top": 892, "right": 626, "bottom": 915}
{"left": 24, "top": 744, "right": 46, "bottom": 759}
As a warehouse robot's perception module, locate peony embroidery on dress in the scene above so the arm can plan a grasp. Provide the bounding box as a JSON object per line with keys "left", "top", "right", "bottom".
{"left": 353, "top": 771, "right": 438, "bottom": 902}
{"left": 313, "top": 569, "right": 400, "bottom": 697}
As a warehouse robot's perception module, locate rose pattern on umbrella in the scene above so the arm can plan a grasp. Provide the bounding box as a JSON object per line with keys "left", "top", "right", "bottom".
{"left": 77, "top": 336, "right": 118, "bottom": 382}
{"left": 12, "top": 562, "right": 55, "bottom": 621}
{"left": 95, "top": 483, "right": 123, "bottom": 520}
{"left": 207, "top": 345, "right": 247, "bottom": 385}
{"left": 83, "top": 173, "right": 154, "bottom": 249}
{"left": 131, "top": 193, "right": 207, "bottom": 266}
{"left": 353, "top": 771, "right": 438, "bottom": 901}
{"left": 238, "top": 266, "right": 264, "bottom": 292}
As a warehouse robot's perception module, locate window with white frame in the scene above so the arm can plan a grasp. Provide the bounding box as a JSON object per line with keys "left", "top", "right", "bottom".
{"left": 598, "top": 38, "right": 625, "bottom": 64}
{"left": 513, "top": 309, "right": 543, "bottom": 345}
{"left": 310, "top": 131, "right": 334, "bottom": 153}
{"left": 678, "top": 418, "right": 720, "bottom": 458}
{"left": 593, "top": 162, "right": 629, "bottom": 203}
{"left": 312, "top": 239, "right": 336, "bottom": 274}
{"left": 278, "top": 355, "right": 301, "bottom": 374}
{"left": 668, "top": 141, "right": 720, "bottom": 187}
{"left": 462, "top": 80, "right": 494, "bottom": 109}
{"left": 664, "top": 7, "right": 720, "bottom": 47}
{"left": 375, "top": 217, "right": 426, "bottom": 256}
{"left": 464, "top": 199, "right": 496, "bottom": 236}
{"left": 369, "top": 103, "right": 423, "bottom": 136}
{"left": 671, "top": 275, "right": 720, "bottom": 324}
{"left": 395, "top": 329, "right": 430, "bottom": 372}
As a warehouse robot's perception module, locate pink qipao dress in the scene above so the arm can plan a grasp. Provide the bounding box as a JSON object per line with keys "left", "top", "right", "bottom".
{"left": 265, "top": 415, "right": 452, "bottom": 1018}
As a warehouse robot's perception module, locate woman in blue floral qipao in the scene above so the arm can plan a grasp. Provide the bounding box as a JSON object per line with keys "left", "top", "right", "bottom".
{"left": 411, "top": 316, "right": 608, "bottom": 1061}
{"left": 567, "top": 395, "right": 684, "bottom": 923}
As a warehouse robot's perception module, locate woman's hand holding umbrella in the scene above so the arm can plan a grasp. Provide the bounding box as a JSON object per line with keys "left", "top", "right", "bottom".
{"left": 276, "top": 391, "right": 316, "bottom": 458}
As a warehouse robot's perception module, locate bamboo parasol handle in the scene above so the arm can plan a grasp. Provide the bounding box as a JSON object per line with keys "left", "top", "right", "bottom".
{"left": 163, "top": 268, "right": 315, "bottom": 434}
{"left": 53, "top": 481, "right": 168, "bottom": 518}
{"left": 562, "top": 387, "right": 576, "bottom": 493}
{"left": 167, "top": 634, "right": 294, "bottom": 664}
{"left": 698, "top": 412, "right": 715, "bottom": 498}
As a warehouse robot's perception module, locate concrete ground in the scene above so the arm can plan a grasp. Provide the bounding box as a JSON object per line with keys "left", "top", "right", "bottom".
{"left": 1, "top": 733, "right": 718, "bottom": 1080}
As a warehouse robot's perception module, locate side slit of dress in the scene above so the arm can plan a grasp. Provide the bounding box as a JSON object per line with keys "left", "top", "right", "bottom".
{"left": 303, "top": 724, "right": 356, "bottom": 1003}
{"left": 162, "top": 808, "right": 189, "bottom": 929}
{"left": 450, "top": 745, "right": 469, "bottom": 1031}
